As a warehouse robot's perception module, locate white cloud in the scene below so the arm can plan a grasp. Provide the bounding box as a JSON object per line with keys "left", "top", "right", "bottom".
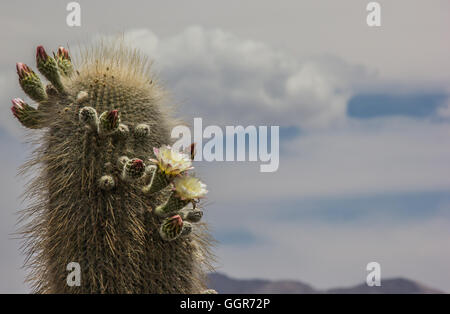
{"left": 122, "top": 26, "right": 370, "bottom": 129}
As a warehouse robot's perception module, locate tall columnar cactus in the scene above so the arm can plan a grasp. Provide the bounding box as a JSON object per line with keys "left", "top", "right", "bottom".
{"left": 12, "top": 43, "right": 214, "bottom": 293}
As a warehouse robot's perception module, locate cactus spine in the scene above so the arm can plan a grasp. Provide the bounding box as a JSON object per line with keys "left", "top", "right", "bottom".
{"left": 12, "top": 43, "right": 214, "bottom": 293}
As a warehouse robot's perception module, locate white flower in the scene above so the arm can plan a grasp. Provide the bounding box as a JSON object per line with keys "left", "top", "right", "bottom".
{"left": 151, "top": 145, "right": 193, "bottom": 176}
{"left": 173, "top": 176, "right": 208, "bottom": 200}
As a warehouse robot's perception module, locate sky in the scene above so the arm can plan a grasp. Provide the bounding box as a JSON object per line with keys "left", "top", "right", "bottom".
{"left": 0, "top": 0, "right": 449, "bottom": 293}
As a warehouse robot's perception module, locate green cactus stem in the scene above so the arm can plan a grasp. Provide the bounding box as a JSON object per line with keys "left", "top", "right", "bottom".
{"left": 154, "top": 192, "right": 190, "bottom": 217}
{"left": 142, "top": 166, "right": 171, "bottom": 195}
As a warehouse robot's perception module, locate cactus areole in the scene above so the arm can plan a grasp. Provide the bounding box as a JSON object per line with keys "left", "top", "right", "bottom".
{"left": 12, "top": 43, "right": 214, "bottom": 293}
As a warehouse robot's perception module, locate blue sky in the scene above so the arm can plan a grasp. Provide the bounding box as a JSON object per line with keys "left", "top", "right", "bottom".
{"left": 0, "top": 0, "right": 450, "bottom": 292}
{"left": 348, "top": 93, "right": 448, "bottom": 118}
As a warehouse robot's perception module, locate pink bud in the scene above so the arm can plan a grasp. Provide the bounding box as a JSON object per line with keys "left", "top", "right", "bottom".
{"left": 108, "top": 109, "right": 119, "bottom": 128}
{"left": 11, "top": 98, "right": 25, "bottom": 117}
{"left": 16, "top": 63, "right": 32, "bottom": 79}
{"left": 57, "top": 46, "right": 70, "bottom": 60}
{"left": 132, "top": 158, "right": 144, "bottom": 170}
{"left": 170, "top": 214, "right": 183, "bottom": 227}
{"left": 36, "top": 46, "right": 48, "bottom": 63}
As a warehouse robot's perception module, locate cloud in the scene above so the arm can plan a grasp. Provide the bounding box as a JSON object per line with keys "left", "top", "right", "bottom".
{"left": 436, "top": 96, "right": 450, "bottom": 119}
{"left": 122, "top": 27, "right": 371, "bottom": 129}
{"left": 196, "top": 117, "right": 450, "bottom": 202}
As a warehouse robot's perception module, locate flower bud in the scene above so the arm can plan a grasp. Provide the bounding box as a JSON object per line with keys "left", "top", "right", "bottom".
{"left": 11, "top": 98, "right": 41, "bottom": 129}
{"left": 36, "top": 46, "right": 48, "bottom": 64}
{"left": 180, "top": 209, "right": 203, "bottom": 223}
{"left": 16, "top": 63, "right": 47, "bottom": 102}
{"left": 134, "top": 123, "right": 151, "bottom": 139}
{"left": 99, "top": 175, "right": 115, "bottom": 191}
{"left": 99, "top": 109, "right": 120, "bottom": 134}
{"left": 56, "top": 46, "right": 73, "bottom": 77}
{"left": 159, "top": 215, "right": 184, "bottom": 241}
{"left": 122, "top": 158, "right": 145, "bottom": 181}
{"left": 79, "top": 106, "right": 98, "bottom": 129}
{"left": 154, "top": 192, "right": 189, "bottom": 217}
{"left": 36, "top": 46, "right": 64, "bottom": 93}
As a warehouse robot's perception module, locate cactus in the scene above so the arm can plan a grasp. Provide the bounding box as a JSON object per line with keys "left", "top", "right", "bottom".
{"left": 12, "top": 43, "right": 214, "bottom": 293}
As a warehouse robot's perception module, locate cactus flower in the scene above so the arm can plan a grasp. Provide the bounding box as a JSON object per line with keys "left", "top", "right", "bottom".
{"left": 154, "top": 176, "right": 206, "bottom": 217}
{"left": 173, "top": 176, "right": 207, "bottom": 200}
{"left": 150, "top": 145, "right": 193, "bottom": 176}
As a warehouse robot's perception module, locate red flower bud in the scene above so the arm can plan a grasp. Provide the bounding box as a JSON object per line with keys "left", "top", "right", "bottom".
{"left": 122, "top": 158, "right": 146, "bottom": 180}
{"left": 16, "top": 63, "right": 32, "bottom": 79}
{"left": 36, "top": 45, "right": 49, "bottom": 64}
{"left": 57, "top": 46, "right": 71, "bottom": 61}
{"left": 11, "top": 98, "right": 25, "bottom": 118}
{"left": 171, "top": 214, "right": 183, "bottom": 227}
{"left": 132, "top": 158, "right": 144, "bottom": 171}
{"left": 108, "top": 109, "right": 119, "bottom": 128}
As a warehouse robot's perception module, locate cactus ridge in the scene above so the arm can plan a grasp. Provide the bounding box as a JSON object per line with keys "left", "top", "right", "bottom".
{"left": 13, "top": 41, "right": 214, "bottom": 293}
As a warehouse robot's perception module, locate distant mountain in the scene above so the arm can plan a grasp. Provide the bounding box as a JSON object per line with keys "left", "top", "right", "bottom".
{"left": 326, "top": 278, "right": 443, "bottom": 294}
{"left": 207, "top": 273, "right": 443, "bottom": 294}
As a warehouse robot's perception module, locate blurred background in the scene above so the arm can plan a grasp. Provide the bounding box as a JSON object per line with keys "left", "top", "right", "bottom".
{"left": 0, "top": 0, "right": 449, "bottom": 293}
